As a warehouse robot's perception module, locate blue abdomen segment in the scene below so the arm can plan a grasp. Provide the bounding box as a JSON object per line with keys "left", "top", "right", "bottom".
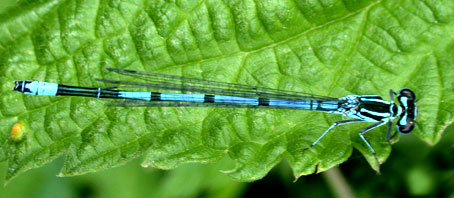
{"left": 17, "top": 81, "right": 59, "bottom": 96}
{"left": 268, "top": 99, "right": 339, "bottom": 111}
{"left": 269, "top": 99, "right": 311, "bottom": 109}
{"left": 214, "top": 95, "right": 259, "bottom": 105}
{"left": 36, "top": 81, "right": 59, "bottom": 96}
{"left": 118, "top": 91, "right": 152, "bottom": 101}
{"left": 160, "top": 93, "right": 205, "bottom": 102}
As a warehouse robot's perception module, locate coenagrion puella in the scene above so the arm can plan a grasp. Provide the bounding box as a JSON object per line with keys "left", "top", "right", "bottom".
{"left": 12, "top": 68, "right": 418, "bottom": 161}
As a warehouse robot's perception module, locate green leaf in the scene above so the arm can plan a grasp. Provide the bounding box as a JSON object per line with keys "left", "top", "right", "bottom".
{"left": 1, "top": 0, "right": 453, "bottom": 182}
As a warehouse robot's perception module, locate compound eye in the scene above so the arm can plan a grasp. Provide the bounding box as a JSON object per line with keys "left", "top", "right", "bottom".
{"left": 398, "top": 88, "right": 416, "bottom": 100}
{"left": 397, "top": 120, "right": 415, "bottom": 134}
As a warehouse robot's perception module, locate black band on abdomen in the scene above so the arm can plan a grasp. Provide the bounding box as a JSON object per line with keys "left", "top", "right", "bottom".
{"left": 258, "top": 98, "right": 270, "bottom": 106}
{"left": 204, "top": 95, "right": 215, "bottom": 103}
{"left": 151, "top": 92, "right": 161, "bottom": 101}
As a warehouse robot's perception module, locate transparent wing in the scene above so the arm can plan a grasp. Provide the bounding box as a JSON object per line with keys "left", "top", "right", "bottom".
{"left": 98, "top": 68, "right": 337, "bottom": 101}
{"left": 106, "top": 100, "right": 311, "bottom": 110}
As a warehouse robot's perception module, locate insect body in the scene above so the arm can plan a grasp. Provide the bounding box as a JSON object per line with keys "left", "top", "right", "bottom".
{"left": 13, "top": 68, "right": 417, "bottom": 159}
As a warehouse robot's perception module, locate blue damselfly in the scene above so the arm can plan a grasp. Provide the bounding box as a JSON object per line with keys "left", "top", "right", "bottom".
{"left": 13, "top": 68, "right": 418, "bottom": 160}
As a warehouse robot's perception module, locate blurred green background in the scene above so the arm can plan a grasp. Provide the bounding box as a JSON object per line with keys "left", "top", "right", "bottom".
{"left": 0, "top": 126, "right": 452, "bottom": 198}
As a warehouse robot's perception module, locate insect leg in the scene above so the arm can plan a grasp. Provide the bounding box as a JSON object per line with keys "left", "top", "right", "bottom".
{"left": 303, "top": 119, "right": 364, "bottom": 152}
{"left": 389, "top": 89, "right": 396, "bottom": 101}
{"left": 358, "top": 121, "right": 386, "bottom": 155}
{"left": 386, "top": 121, "right": 393, "bottom": 143}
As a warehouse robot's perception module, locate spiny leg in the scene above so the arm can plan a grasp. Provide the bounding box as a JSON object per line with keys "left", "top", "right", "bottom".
{"left": 358, "top": 121, "right": 386, "bottom": 168}
{"left": 386, "top": 121, "right": 393, "bottom": 143}
{"left": 303, "top": 119, "right": 364, "bottom": 152}
{"left": 386, "top": 121, "right": 398, "bottom": 143}
{"left": 389, "top": 89, "right": 396, "bottom": 101}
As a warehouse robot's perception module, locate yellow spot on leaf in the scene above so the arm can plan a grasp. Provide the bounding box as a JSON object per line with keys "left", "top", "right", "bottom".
{"left": 11, "top": 121, "right": 26, "bottom": 142}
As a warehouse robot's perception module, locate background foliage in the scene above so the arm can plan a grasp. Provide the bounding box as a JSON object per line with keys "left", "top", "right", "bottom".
{"left": 0, "top": 0, "right": 453, "bottom": 195}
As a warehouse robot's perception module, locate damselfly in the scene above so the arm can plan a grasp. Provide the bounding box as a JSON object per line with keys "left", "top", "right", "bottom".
{"left": 13, "top": 68, "right": 417, "bottom": 159}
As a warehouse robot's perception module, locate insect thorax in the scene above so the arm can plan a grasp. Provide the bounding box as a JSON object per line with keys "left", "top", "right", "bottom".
{"left": 337, "top": 95, "right": 397, "bottom": 122}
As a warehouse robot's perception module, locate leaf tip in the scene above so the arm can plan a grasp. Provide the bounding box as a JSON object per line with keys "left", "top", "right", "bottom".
{"left": 219, "top": 169, "right": 235, "bottom": 174}
{"left": 140, "top": 162, "right": 158, "bottom": 168}
{"left": 293, "top": 174, "right": 303, "bottom": 183}
{"left": 56, "top": 173, "right": 67, "bottom": 177}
